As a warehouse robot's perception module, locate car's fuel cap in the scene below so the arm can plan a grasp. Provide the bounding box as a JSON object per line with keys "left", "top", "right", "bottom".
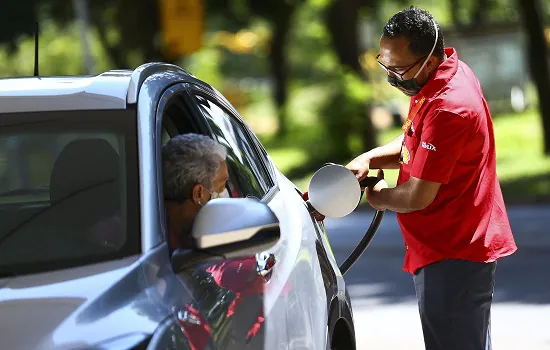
{"left": 308, "top": 163, "right": 362, "bottom": 218}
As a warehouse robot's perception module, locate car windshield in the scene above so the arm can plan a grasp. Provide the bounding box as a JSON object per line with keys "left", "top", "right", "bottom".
{"left": 0, "top": 109, "right": 140, "bottom": 276}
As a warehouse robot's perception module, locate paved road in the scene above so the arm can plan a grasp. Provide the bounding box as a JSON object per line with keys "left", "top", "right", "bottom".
{"left": 325, "top": 204, "right": 550, "bottom": 350}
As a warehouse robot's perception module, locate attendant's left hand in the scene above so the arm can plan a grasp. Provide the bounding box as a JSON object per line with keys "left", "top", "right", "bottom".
{"left": 365, "top": 169, "right": 388, "bottom": 211}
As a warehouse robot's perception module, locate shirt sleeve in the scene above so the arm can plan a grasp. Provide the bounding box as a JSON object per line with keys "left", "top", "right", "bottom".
{"left": 411, "top": 109, "right": 474, "bottom": 184}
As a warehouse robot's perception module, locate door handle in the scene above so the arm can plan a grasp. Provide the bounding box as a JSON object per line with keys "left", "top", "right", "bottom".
{"left": 256, "top": 252, "right": 276, "bottom": 281}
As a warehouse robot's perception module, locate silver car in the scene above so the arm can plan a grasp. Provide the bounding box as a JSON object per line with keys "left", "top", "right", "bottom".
{"left": 0, "top": 63, "right": 356, "bottom": 350}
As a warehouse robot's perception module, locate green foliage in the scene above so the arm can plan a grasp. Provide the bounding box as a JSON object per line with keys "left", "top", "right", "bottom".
{"left": 316, "top": 69, "right": 373, "bottom": 160}
{"left": 288, "top": 0, "right": 338, "bottom": 82}
{"left": 0, "top": 0, "right": 40, "bottom": 51}
{"left": 183, "top": 46, "right": 225, "bottom": 89}
{"left": 375, "top": 0, "right": 452, "bottom": 27}
{"left": 0, "top": 21, "right": 113, "bottom": 77}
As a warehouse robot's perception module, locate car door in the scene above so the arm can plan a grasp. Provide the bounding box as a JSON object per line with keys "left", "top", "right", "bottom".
{"left": 188, "top": 88, "right": 329, "bottom": 349}
{"left": 152, "top": 85, "right": 278, "bottom": 349}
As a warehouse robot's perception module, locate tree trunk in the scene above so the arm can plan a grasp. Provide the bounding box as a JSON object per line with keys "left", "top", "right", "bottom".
{"left": 94, "top": 17, "right": 128, "bottom": 69}
{"left": 270, "top": 10, "right": 293, "bottom": 138}
{"left": 248, "top": 0, "right": 297, "bottom": 138}
{"left": 518, "top": 0, "right": 550, "bottom": 154}
{"left": 325, "top": 0, "right": 362, "bottom": 75}
{"left": 472, "top": 0, "right": 492, "bottom": 26}
{"left": 325, "top": 0, "right": 377, "bottom": 153}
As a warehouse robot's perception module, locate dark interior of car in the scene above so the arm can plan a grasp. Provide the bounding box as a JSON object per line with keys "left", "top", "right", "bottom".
{"left": 0, "top": 106, "right": 143, "bottom": 277}
{"left": 0, "top": 138, "right": 125, "bottom": 267}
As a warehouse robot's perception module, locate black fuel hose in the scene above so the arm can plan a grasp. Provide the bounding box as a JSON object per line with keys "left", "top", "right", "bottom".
{"left": 338, "top": 176, "right": 385, "bottom": 276}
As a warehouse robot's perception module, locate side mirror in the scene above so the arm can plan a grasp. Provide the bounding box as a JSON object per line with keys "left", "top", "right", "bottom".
{"left": 191, "top": 198, "right": 280, "bottom": 250}
{"left": 171, "top": 198, "right": 280, "bottom": 271}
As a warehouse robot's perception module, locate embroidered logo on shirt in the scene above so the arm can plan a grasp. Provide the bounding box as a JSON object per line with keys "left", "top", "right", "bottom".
{"left": 401, "top": 144, "right": 410, "bottom": 164}
{"left": 422, "top": 141, "right": 436, "bottom": 151}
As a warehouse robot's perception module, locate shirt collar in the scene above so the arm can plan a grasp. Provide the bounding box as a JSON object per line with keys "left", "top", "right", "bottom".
{"left": 414, "top": 47, "right": 458, "bottom": 100}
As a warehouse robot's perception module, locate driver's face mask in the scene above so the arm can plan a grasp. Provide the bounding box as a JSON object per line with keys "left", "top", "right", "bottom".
{"left": 197, "top": 186, "right": 229, "bottom": 207}
{"left": 209, "top": 188, "right": 229, "bottom": 200}
{"left": 382, "top": 19, "right": 439, "bottom": 97}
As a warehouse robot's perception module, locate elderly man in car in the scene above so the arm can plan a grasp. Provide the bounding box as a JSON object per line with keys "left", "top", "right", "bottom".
{"left": 162, "top": 133, "right": 277, "bottom": 345}
{"left": 162, "top": 133, "right": 230, "bottom": 251}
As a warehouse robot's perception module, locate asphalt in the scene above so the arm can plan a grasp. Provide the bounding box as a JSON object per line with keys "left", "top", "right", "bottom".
{"left": 324, "top": 204, "right": 550, "bottom": 350}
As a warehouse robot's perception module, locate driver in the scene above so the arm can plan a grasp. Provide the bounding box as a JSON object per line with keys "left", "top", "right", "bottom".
{"left": 162, "top": 133, "right": 230, "bottom": 251}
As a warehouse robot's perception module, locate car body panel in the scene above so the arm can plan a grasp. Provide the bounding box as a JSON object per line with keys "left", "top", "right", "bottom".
{"left": 0, "top": 73, "right": 132, "bottom": 113}
{"left": 136, "top": 73, "right": 213, "bottom": 252}
{"left": 0, "top": 255, "right": 146, "bottom": 349}
{"left": 126, "top": 63, "right": 194, "bottom": 104}
{"left": 0, "top": 243, "right": 225, "bottom": 350}
{"left": 268, "top": 174, "right": 328, "bottom": 349}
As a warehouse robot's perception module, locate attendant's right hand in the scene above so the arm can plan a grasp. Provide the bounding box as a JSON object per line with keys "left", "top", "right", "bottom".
{"left": 345, "top": 153, "right": 371, "bottom": 182}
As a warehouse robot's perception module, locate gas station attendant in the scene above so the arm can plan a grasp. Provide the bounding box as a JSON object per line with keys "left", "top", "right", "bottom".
{"left": 346, "top": 6, "right": 517, "bottom": 350}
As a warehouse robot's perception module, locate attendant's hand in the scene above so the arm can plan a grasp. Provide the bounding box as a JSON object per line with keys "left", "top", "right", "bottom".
{"left": 365, "top": 169, "right": 388, "bottom": 211}
{"left": 346, "top": 153, "right": 371, "bottom": 182}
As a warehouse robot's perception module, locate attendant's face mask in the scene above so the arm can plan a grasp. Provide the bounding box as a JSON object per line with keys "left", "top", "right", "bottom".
{"left": 377, "top": 19, "right": 439, "bottom": 97}
{"left": 386, "top": 62, "right": 428, "bottom": 97}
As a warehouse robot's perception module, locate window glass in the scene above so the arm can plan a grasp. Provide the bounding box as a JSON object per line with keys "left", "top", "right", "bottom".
{"left": 161, "top": 128, "right": 171, "bottom": 146}
{"left": 195, "top": 96, "right": 271, "bottom": 199}
{"left": 0, "top": 110, "right": 140, "bottom": 276}
{"left": 245, "top": 127, "right": 277, "bottom": 185}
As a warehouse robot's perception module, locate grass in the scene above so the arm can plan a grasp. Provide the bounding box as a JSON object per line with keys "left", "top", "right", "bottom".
{"left": 256, "top": 107, "right": 550, "bottom": 204}
{"left": 492, "top": 110, "right": 550, "bottom": 202}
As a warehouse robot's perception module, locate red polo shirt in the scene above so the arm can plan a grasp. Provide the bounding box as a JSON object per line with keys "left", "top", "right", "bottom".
{"left": 397, "top": 48, "right": 517, "bottom": 274}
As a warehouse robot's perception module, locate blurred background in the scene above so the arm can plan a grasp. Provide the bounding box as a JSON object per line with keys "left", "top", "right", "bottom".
{"left": 1, "top": 0, "right": 549, "bottom": 348}
{"left": 1, "top": 0, "right": 549, "bottom": 201}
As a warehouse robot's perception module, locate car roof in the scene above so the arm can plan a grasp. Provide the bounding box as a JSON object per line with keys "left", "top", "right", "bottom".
{"left": 0, "top": 63, "right": 195, "bottom": 114}
{"left": 0, "top": 71, "right": 133, "bottom": 113}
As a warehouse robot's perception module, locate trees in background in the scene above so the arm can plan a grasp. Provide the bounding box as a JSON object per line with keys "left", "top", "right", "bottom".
{"left": 203, "top": 0, "right": 302, "bottom": 137}
{"left": 323, "top": 0, "right": 375, "bottom": 156}
{"left": 245, "top": 0, "right": 301, "bottom": 138}
{"left": 0, "top": 1, "right": 40, "bottom": 53}
{"left": 0, "top": 0, "right": 548, "bottom": 157}
{"left": 517, "top": 0, "right": 550, "bottom": 154}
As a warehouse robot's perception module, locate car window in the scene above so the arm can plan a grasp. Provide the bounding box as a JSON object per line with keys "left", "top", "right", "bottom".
{"left": 0, "top": 110, "right": 140, "bottom": 276}
{"left": 245, "top": 128, "right": 277, "bottom": 186}
{"left": 194, "top": 95, "right": 272, "bottom": 199}
{"left": 161, "top": 128, "right": 171, "bottom": 146}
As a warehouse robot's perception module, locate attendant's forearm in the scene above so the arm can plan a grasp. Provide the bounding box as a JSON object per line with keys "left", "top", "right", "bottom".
{"left": 367, "top": 134, "right": 403, "bottom": 170}
{"left": 376, "top": 181, "right": 424, "bottom": 214}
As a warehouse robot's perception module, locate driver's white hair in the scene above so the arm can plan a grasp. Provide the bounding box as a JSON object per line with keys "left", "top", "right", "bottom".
{"left": 162, "top": 133, "right": 227, "bottom": 201}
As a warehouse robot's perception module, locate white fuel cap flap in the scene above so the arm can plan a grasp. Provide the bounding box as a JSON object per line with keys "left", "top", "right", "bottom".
{"left": 308, "top": 163, "right": 362, "bottom": 218}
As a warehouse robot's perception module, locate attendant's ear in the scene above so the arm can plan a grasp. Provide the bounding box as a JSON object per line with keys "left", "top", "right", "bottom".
{"left": 426, "top": 55, "right": 441, "bottom": 74}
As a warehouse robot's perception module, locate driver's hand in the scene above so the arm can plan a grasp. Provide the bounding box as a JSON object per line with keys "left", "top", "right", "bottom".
{"left": 345, "top": 153, "right": 371, "bottom": 182}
